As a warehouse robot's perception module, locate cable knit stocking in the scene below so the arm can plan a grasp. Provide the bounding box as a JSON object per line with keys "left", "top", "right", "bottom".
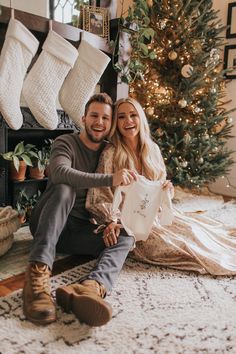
{"left": 0, "top": 19, "right": 39, "bottom": 130}
{"left": 59, "top": 39, "right": 111, "bottom": 127}
{"left": 22, "top": 31, "right": 78, "bottom": 130}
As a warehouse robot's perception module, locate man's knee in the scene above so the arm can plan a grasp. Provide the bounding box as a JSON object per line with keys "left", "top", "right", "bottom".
{"left": 52, "top": 184, "right": 76, "bottom": 203}
{"left": 118, "top": 234, "right": 135, "bottom": 250}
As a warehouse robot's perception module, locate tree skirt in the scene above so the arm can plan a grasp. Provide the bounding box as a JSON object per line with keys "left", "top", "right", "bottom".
{"left": 0, "top": 259, "right": 236, "bottom": 354}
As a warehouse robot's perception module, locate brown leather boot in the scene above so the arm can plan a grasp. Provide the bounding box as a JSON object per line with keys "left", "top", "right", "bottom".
{"left": 56, "top": 279, "right": 112, "bottom": 326}
{"left": 23, "top": 263, "right": 56, "bottom": 325}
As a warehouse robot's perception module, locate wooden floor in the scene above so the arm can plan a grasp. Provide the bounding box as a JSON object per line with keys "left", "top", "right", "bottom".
{"left": 0, "top": 255, "right": 93, "bottom": 297}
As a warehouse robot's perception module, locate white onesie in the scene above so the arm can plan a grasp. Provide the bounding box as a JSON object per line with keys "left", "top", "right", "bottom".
{"left": 112, "top": 175, "right": 174, "bottom": 242}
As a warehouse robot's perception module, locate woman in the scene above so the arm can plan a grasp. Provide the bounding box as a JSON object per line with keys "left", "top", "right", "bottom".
{"left": 86, "top": 98, "right": 236, "bottom": 275}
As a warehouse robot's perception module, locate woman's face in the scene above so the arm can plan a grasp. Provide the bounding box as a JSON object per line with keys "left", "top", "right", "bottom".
{"left": 116, "top": 102, "right": 140, "bottom": 142}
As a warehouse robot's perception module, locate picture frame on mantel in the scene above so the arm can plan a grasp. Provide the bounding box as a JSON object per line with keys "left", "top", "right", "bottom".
{"left": 226, "top": 2, "right": 236, "bottom": 38}
{"left": 224, "top": 44, "right": 236, "bottom": 79}
{"left": 82, "top": 5, "right": 109, "bottom": 39}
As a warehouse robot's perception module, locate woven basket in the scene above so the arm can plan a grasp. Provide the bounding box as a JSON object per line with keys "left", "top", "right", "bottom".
{"left": 0, "top": 206, "right": 21, "bottom": 257}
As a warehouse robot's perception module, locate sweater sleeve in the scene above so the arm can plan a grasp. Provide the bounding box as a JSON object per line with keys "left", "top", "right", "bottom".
{"left": 49, "top": 135, "right": 113, "bottom": 189}
{"left": 86, "top": 145, "right": 119, "bottom": 225}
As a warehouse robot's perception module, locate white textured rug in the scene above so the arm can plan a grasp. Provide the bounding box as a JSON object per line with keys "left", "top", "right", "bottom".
{"left": 0, "top": 259, "right": 236, "bottom": 354}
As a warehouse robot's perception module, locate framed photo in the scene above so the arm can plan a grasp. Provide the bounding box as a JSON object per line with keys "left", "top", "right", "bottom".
{"left": 224, "top": 45, "right": 236, "bottom": 79}
{"left": 82, "top": 6, "right": 109, "bottom": 39}
{"left": 226, "top": 2, "right": 236, "bottom": 38}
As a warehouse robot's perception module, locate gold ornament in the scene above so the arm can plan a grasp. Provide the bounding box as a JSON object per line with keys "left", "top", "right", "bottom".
{"left": 181, "top": 64, "right": 193, "bottom": 78}
{"left": 146, "top": 107, "right": 154, "bottom": 115}
{"left": 147, "top": 0, "right": 153, "bottom": 7}
{"left": 178, "top": 98, "right": 187, "bottom": 108}
{"left": 168, "top": 50, "right": 178, "bottom": 60}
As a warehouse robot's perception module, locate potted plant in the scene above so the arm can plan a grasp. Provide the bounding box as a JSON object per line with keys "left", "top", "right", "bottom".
{"left": 16, "top": 189, "right": 41, "bottom": 223}
{"left": 29, "top": 149, "right": 48, "bottom": 180}
{"left": 1, "top": 141, "right": 38, "bottom": 181}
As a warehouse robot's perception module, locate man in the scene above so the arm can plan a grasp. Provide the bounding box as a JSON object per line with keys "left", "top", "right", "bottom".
{"left": 23, "top": 93, "right": 136, "bottom": 327}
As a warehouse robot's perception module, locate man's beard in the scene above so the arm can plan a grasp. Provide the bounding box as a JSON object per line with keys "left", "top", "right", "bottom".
{"left": 85, "top": 126, "right": 108, "bottom": 143}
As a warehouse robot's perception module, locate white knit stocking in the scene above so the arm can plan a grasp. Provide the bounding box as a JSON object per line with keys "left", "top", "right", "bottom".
{"left": 59, "top": 39, "right": 111, "bottom": 127}
{"left": 0, "top": 19, "right": 39, "bottom": 130}
{"left": 22, "top": 31, "right": 78, "bottom": 130}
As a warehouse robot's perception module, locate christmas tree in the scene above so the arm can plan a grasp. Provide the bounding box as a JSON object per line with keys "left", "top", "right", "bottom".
{"left": 113, "top": 0, "right": 235, "bottom": 188}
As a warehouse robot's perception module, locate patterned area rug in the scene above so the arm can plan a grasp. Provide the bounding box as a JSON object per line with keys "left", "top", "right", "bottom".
{"left": 0, "top": 259, "right": 236, "bottom": 354}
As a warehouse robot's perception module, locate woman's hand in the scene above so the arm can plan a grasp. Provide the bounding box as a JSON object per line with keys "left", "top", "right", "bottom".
{"left": 103, "top": 222, "right": 121, "bottom": 247}
{"left": 162, "top": 180, "right": 174, "bottom": 198}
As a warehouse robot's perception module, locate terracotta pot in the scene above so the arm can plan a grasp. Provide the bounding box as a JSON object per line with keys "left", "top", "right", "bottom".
{"left": 29, "top": 166, "right": 45, "bottom": 180}
{"left": 9, "top": 161, "right": 27, "bottom": 181}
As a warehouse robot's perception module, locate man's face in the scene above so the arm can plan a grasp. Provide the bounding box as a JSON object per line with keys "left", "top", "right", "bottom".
{"left": 82, "top": 102, "right": 112, "bottom": 144}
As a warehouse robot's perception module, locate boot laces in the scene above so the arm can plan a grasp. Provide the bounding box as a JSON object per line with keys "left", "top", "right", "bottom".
{"left": 30, "top": 264, "right": 51, "bottom": 296}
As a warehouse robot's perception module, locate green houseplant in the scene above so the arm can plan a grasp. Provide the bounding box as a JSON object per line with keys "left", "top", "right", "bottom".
{"left": 16, "top": 189, "right": 41, "bottom": 223}
{"left": 29, "top": 149, "right": 48, "bottom": 180}
{"left": 1, "top": 141, "right": 38, "bottom": 181}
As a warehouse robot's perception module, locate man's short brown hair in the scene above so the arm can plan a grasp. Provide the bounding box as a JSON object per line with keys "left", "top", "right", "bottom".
{"left": 84, "top": 93, "right": 113, "bottom": 116}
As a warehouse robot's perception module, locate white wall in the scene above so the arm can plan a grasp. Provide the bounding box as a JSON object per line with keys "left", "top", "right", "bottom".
{"left": 209, "top": 0, "right": 236, "bottom": 197}
{"left": 0, "top": 0, "right": 49, "bottom": 17}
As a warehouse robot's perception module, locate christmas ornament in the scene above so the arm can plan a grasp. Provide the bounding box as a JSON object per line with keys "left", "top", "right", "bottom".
{"left": 59, "top": 40, "right": 111, "bottom": 127}
{"left": 168, "top": 50, "right": 178, "bottom": 60}
{"left": 212, "top": 147, "right": 218, "bottom": 153}
{"left": 159, "top": 19, "right": 167, "bottom": 30}
{"left": 147, "top": 0, "right": 153, "bottom": 7}
{"left": 181, "top": 64, "right": 193, "bottom": 78}
{"left": 203, "top": 133, "right": 209, "bottom": 140}
{"left": 227, "top": 117, "right": 233, "bottom": 124}
{"left": 146, "top": 107, "right": 154, "bottom": 115}
{"left": 156, "top": 128, "right": 164, "bottom": 136}
{"left": 129, "top": 87, "right": 134, "bottom": 93}
{"left": 23, "top": 30, "right": 78, "bottom": 130}
{"left": 198, "top": 157, "right": 204, "bottom": 164}
{"left": 194, "top": 107, "right": 201, "bottom": 113}
{"left": 155, "top": 86, "right": 167, "bottom": 95}
{"left": 181, "top": 160, "right": 188, "bottom": 168}
{"left": 178, "top": 98, "right": 187, "bottom": 108}
{"left": 0, "top": 19, "right": 39, "bottom": 130}
{"left": 210, "top": 87, "right": 216, "bottom": 94}
{"left": 183, "top": 132, "right": 191, "bottom": 144}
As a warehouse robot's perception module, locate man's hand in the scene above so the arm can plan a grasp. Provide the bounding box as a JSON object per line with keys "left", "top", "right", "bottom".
{"left": 103, "top": 222, "right": 122, "bottom": 247}
{"left": 112, "top": 169, "right": 137, "bottom": 186}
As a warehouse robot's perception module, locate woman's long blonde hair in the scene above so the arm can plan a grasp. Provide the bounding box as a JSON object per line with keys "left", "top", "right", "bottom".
{"left": 109, "top": 98, "right": 166, "bottom": 181}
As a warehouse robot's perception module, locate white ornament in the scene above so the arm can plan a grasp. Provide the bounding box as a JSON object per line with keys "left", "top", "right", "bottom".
{"left": 168, "top": 50, "right": 178, "bottom": 60}
{"left": 178, "top": 98, "right": 187, "bottom": 108}
{"left": 227, "top": 117, "right": 233, "bottom": 124}
{"left": 194, "top": 107, "right": 201, "bottom": 113}
{"left": 203, "top": 133, "right": 209, "bottom": 140}
{"left": 159, "top": 19, "right": 167, "bottom": 30}
{"left": 210, "top": 87, "right": 216, "bottom": 94}
{"left": 181, "top": 160, "right": 188, "bottom": 168}
{"left": 181, "top": 64, "right": 193, "bottom": 78}
{"left": 198, "top": 157, "right": 204, "bottom": 164}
